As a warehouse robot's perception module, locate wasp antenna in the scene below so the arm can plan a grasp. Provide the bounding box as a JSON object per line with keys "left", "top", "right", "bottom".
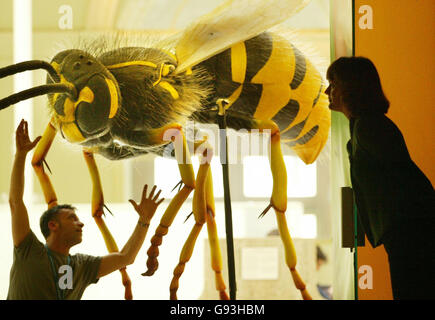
{"left": 43, "top": 159, "right": 52, "bottom": 175}
{"left": 184, "top": 212, "right": 193, "bottom": 223}
{"left": 0, "top": 83, "right": 77, "bottom": 111}
{"left": 103, "top": 204, "right": 114, "bottom": 216}
{"left": 0, "top": 60, "right": 60, "bottom": 83}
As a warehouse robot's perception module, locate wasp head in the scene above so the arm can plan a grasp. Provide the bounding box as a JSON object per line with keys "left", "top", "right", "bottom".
{"left": 47, "top": 49, "right": 121, "bottom": 143}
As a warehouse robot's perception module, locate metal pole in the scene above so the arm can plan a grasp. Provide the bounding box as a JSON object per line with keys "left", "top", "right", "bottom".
{"left": 217, "top": 100, "right": 237, "bottom": 300}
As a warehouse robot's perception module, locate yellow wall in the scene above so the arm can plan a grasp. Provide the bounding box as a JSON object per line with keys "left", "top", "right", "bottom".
{"left": 355, "top": 0, "right": 435, "bottom": 299}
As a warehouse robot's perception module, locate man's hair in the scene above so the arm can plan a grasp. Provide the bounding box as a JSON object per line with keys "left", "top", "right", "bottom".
{"left": 40, "top": 204, "right": 76, "bottom": 239}
{"left": 326, "top": 56, "right": 390, "bottom": 117}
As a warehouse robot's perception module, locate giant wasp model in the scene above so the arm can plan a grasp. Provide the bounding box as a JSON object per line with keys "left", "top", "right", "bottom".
{"left": 0, "top": 0, "right": 330, "bottom": 300}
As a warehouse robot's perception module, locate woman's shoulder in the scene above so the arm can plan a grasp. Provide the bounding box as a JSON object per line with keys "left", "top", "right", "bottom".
{"left": 353, "top": 114, "right": 407, "bottom": 149}
{"left": 354, "top": 114, "right": 400, "bottom": 135}
{"left": 353, "top": 114, "right": 409, "bottom": 159}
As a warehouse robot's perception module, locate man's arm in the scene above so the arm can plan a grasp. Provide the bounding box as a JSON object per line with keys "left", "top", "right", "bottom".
{"left": 9, "top": 120, "right": 41, "bottom": 247}
{"left": 97, "top": 185, "right": 164, "bottom": 278}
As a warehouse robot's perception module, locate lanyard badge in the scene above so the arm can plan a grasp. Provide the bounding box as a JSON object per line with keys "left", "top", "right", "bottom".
{"left": 45, "top": 245, "right": 72, "bottom": 300}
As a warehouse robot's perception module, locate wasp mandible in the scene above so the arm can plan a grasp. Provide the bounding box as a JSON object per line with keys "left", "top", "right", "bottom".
{"left": 0, "top": 0, "right": 329, "bottom": 300}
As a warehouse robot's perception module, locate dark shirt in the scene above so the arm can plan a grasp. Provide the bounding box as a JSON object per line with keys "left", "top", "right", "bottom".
{"left": 7, "top": 231, "right": 102, "bottom": 300}
{"left": 347, "top": 114, "right": 435, "bottom": 247}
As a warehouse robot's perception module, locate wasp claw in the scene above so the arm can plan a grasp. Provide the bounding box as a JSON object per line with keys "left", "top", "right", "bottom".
{"left": 171, "top": 180, "right": 183, "bottom": 193}
{"left": 103, "top": 204, "right": 114, "bottom": 216}
{"left": 258, "top": 203, "right": 273, "bottom": 219}
{"left": 184, "top": 212, "right": 193, "bottom": 223}
{"left": 43, "top": 159, "right": 52, "bottom": 175}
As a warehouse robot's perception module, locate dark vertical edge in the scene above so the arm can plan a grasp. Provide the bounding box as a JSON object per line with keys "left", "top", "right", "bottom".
{"left": 217, "top": 112, "right": 237, "bottom": 300}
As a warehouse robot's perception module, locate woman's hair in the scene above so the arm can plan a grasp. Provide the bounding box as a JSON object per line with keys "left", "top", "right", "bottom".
{"left": 326, "top": 56, "right": 389, "bottom": 116}
{"left": 40, "top": 204, "right": 76, "bottom": 239}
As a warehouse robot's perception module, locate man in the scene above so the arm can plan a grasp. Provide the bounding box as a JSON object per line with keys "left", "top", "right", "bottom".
{"left": 8, "top": 119, "right": 164, "bottom": 299}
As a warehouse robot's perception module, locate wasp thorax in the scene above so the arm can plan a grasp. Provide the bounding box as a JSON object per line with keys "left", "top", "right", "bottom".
{"left": 52, "top": 51, "right": 105, "bottom": 87}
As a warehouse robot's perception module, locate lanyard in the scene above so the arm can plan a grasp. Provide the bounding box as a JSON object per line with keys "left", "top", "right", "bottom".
{"left": 45, "top": 245, "right": 71, "bottom": 300}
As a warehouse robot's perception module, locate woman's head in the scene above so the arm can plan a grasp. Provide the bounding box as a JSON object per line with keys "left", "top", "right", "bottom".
{"left": 325, "top": 56, "right": 389, "bottom": 117}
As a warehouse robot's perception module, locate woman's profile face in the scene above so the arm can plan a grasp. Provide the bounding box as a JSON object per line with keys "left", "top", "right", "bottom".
{"left": 325, "top": 77, "right": 346, "bottom": 114}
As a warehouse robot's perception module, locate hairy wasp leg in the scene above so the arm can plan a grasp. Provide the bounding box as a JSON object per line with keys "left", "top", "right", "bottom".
{"left": 254, "top": 119, "right": 312, "bottom": 300}
{"left": 83, "top": 150, "right": 133, "bottom": 300}
{"left": 144, "top": 185, "right": 192, "bottom": 276}
{"left": 144, "top": 124, "right": 195, "bottom": 276}
{"left": 169, "top": 141, "right": 214, "bottom": 300}
{"left": 204, "top": 166, "right": 229, "bottom": 300}
{"left": 31, "top": 121, "right": 58, "bottom": 208}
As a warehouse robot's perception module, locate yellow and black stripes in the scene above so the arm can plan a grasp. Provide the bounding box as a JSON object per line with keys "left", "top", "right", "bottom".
{"left": 289, "top": 44, "right": 306, "bottom": 90}
{"left": 197, "top": 31, "right": 330, "bottom": 164}
{"left": 244, "top": 33, "right": 273, "bottom": 83}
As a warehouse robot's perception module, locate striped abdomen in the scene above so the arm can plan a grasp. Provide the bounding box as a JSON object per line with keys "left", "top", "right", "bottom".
{"left": 198, "top": 32, "right": 330, "bottom": 164}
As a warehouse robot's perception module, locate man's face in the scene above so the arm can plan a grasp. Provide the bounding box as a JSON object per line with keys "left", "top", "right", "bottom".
{"left": 53, "top": 209, "right": 84, "bottom": 246}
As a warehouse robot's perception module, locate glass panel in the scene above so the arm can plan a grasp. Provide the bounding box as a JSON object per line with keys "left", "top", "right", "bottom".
{"left": 154, "top": 156, "right": 223, "bottom": 199}
{"left": 243, "top": 156, "right": 317, "bottom": 198}
{"left": 1, "top": 0, "right": 333, "bottom": 301}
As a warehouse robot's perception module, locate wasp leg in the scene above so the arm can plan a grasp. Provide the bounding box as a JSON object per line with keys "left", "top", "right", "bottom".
{"left": 204, "top": 166, "right": 229, "bottom": 300}
{"left": 83, "top": 150, "right": 133, "bottom": 300}
{"left": 144, "top": 124, "right": 196, "bottom": 276}
{"left": 169, "top": 141, "right": 213, "bottom": 300}
{"left": 31, "top": 121, "right": 58, "bottom": 208}
{"left": 254, "top": 119, "right": 312, "bottom": 300}
{"left": 144, "top": 185, "right": 193, "bottom": 276}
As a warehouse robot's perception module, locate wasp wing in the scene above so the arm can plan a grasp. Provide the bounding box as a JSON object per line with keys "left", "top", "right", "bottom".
{"left": 174, "top": 0, "right": 310, "bottom": 74}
